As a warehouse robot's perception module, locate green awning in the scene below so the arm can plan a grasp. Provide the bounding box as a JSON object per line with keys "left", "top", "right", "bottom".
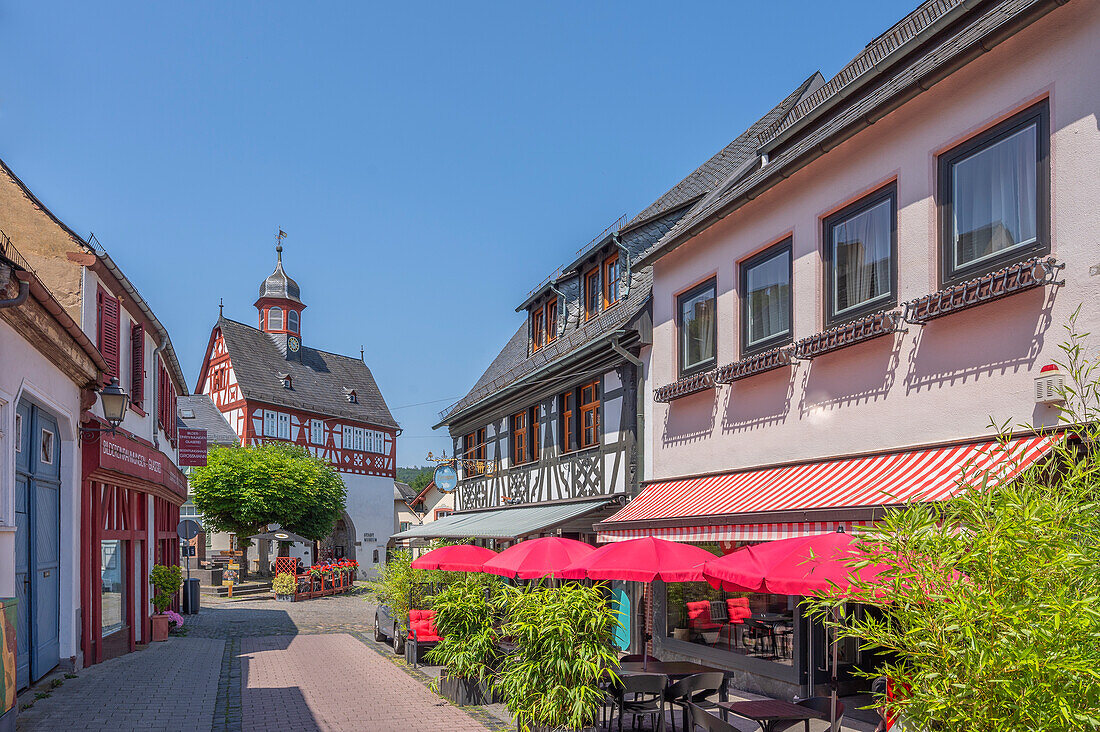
{"left": 391, "top": 499, "right": 610, "bottom": 541}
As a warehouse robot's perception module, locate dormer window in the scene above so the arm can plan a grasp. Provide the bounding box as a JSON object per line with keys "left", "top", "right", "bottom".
{"left": 344, "top": 388, "right": 358, "bottom": 403}
{"left": 603, "top": 253, "right": 620, "bottom": 309}
{"left": 584, "top": 267, "right": 600, "bottom": 321}
{"left": 268, "top": 306, "right": 284, "bottom": 330}
{"left": 531, "top": 307, "right": 545, "bottom": 351}
{"left": 279, "top": 372, "right": 292, "bottom": 389}
{"left": 287, "top": 309, "right": 299, "bottom": 333}
{"left": 546, "top": 298, "right": 558, "bottom": 343}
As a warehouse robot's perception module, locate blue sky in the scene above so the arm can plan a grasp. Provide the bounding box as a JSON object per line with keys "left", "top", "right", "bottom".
{"left": 1, "top": 1, "right": 914, "bottom": 466}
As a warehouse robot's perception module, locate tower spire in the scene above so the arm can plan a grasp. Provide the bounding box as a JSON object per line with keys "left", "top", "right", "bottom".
{"left": 276, "top": 228, "right": 287, "bottom": 263}
{"left": 219, "top": 297, "right": 224, "bottom": 317}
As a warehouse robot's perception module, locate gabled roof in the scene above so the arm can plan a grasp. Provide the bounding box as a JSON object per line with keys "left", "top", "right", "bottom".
{"left": 213, "top": 316, "right": 398, "bottom": 429}
{"left": 623, "top": 72, "right": 824, "bottom": 229}
{"left": 178, "top": 395, "right": 239, "bottom": 446}
{"left": 394, "top": 481, "right": 418, "bottom": 502}
{"left": 636, "top": 0, "right": 1055, "bottom": 267}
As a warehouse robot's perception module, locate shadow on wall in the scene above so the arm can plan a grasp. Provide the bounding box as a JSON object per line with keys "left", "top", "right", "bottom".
{"left": 721, "top": 365, "right": 797, "bottom": 433}
{"left": 903, "top": 287, "right": 1057, "bottom": 394}
{"left": 798, "top": 331, "right": 904, "bottom": 416}
{"left": 661, "top": 388, "right": 718, "bottom": 446}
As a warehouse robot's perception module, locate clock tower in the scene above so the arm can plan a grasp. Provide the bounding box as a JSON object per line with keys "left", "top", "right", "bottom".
{"left": 255, "top": 241, "right": 305, "bottom": 359}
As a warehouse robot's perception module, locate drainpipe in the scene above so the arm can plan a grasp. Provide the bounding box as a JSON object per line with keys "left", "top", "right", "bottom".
{"left": 612, "top": 232, "right": 631, "bottom": 300}
{"left": 549, "top": 283, "right": 566, "bottom": 339}
{"left": 151, "top": 334, "right": 167, "bottom": 449}
{"left": 0, "top": 280, "right": 29, "bottom": 309}
{"left": 610, "top": 336, "right": 644, "bottom": 490}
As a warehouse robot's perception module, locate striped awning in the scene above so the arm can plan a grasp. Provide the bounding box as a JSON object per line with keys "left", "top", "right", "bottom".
{"left": 596, "top": 434, "right": 1061, "bottom": 543}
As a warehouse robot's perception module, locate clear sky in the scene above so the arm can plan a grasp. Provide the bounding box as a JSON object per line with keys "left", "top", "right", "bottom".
{"left": 2, "top": 1, "right": 915, "bottom": 466}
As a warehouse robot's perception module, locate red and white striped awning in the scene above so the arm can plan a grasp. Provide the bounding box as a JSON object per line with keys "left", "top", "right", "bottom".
{"left": 597, "top": 434, "right": 1061, "bottom": 543}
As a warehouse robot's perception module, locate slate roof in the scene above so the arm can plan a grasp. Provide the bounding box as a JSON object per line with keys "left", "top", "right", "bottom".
{"left": 258, "top": 246, "right": 302, "bottom": 304}
{"left": 178, "top": 395, "right": 240, "bottom": 446}
{"left": 624, "top": 72, "right": 824, "bottom": 229}
{"left": 215, "top": 316, "right": 398, "bottom": 429}
{"left": 637, "top": 0, "right": 1044, "bottom": 266}
{"left": 394, "top": 481, "right": 417, "bottom": 502}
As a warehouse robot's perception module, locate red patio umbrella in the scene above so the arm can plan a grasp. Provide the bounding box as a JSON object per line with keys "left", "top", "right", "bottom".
{"left": 479, "top": 536, "right": 595, "bottom": 579}
{"left": 410, "top": 544, "right": 498, "bottom": 572}
{"left": 559, "top": 536, "right": 718, "bottom": 582}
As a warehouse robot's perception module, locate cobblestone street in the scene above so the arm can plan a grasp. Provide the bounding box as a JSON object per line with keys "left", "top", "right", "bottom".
{"left": 15, "top": 592, "right": 496, "bottom": 732}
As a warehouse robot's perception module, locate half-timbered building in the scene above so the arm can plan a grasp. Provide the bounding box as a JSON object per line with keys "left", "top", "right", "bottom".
{"left": 195, "top": 245, "right": 399, "bottom": 577}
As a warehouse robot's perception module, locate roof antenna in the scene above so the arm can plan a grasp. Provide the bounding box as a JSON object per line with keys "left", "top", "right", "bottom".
{"left": 219, "top": 297, "right": 224, "bottom": 317}
{"left": 360, "top": 345, "right": 364, "bottom": 361}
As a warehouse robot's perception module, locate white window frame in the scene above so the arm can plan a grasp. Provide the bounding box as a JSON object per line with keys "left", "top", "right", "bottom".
{"left": 277, "top": 413, "right": 291, "bottom": 440}
{"left": 264, "top": 410, "right": 278, "bottom": 438}
{"left": 311, "top": 419, "right": 323, "bottom": 445}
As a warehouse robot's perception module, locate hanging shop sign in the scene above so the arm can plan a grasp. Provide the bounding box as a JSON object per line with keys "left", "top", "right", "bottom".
{"left": 177, "top": 429, "right": 208, "bottom": 467}
{"left": 434, "top": 464, "right": 459, "bottom": 493}
{"left": 84, "top": 424, "right": 188, "bottom": 501}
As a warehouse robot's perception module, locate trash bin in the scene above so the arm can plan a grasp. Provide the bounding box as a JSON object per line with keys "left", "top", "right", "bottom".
{"left": 182, "top": 578, "right": 201, "bottom": 614}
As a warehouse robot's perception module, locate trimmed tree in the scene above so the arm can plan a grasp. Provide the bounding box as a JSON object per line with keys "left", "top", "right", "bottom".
{"left": 190, "top": 443, "right": 347, "bottom": 573}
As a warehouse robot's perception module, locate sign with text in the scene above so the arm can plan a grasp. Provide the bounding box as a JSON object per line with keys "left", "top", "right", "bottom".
{"left": 87, "top": 428, "right": 189, "bottom": 500}
{"left": 178, "top": 429, "right": 208, "bottom": 467}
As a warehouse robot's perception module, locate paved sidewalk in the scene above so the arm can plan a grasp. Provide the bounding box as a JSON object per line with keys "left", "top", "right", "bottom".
{"left": 16, "top": 636, "right": 224, "bottom": 731}
{"left": 241, "top": 634, "right": 488, "bottom": 732}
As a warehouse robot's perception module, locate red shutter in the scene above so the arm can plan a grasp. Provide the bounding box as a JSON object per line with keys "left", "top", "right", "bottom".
{"left": 158, "top": 363, "right": 178, "bottom": 443}
{"left": 130, "top": 323, "right": 145, "bottom": 410}
{"left": 97, "top": 286, "right": 121, "bottom": 378}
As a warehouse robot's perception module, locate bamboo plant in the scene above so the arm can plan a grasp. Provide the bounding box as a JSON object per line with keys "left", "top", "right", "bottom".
{"left": 426, "top": 573, "right": 504, "bottom": 682}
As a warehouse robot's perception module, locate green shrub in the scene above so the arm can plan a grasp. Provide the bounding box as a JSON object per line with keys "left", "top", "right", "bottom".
{"left": 150, "top": 564, "right": 182, "bottom": 614}
{"left": 272, "top": 572, "right": 297, "bottom": 596}
{"left": 426, "top": 573, "right": 503, "bottom": 681}
{"left": 495, "top": 582, "right": 621, "bottom": 731}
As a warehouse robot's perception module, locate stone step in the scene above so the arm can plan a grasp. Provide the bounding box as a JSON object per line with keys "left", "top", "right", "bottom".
{"left": 200, "top": 581, "right": 271, "bottom": 597}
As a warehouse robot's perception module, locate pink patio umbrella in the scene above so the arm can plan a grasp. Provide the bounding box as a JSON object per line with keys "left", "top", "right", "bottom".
{"left": 702, "top": 530, "right": 890, "bottom": 732}
{"left": 410, "top": 544, "right": 498, "bottom": 572}
{"left": 559, "top": 536, "right": 718, "bottom": 582}
{"left": 479, "top": 536, "right": 596, "bottom": 580}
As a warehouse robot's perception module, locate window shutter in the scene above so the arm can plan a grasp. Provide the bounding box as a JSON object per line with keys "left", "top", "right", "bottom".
{"left": 98, "top": 286, "right": 121, "bottom": 378}
{"left": 130, "top": 323, "right": 145, "bottom": 409}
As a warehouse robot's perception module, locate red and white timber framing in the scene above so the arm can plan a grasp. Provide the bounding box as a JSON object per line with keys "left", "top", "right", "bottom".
{"left": 197, "top": 328, "right": 396, "bottom": 478}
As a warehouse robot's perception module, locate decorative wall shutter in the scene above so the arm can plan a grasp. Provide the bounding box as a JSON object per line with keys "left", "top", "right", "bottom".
{"left": 97, "top": 286, "right": 121, "bottom": 378}
{"left": 130, "top": 323, "right": 145, "bottom": 409}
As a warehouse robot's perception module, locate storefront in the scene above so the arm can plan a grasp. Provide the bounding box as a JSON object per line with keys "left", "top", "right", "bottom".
{"left": 596, "top": 434, "right": 1061, "bottom": 697}
{"left": 80, "top": 422, "right": 185, "bottom": 665}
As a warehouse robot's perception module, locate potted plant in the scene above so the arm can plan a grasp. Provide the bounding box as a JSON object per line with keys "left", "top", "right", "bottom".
{"left": 427, "top": 574, "right": 503, "bottom": 706}
{"left": 495, "top": 582, "right": 620, "bottom": 732}
{"left": 272, "top": 572, "right": 297, "bottom": 602}
{"left": 149, "top": 564, "right": 183, "bottom": 642}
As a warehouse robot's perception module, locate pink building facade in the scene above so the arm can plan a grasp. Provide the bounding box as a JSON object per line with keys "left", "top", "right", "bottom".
{"left": 597, "top": 0, "right": 1100, "bottom": 697}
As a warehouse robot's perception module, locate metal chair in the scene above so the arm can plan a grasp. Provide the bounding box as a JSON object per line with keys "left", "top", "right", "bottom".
{"left": 685, "top": 703, "right": 740, "bottom": 732}
{"left": 664, "top": 672, "right": 725, "bottom": 732}
{"left": 772, "top": 696, "right": 846, "bottom": 732}
{"left": 613, "top": 673, "right": 668, "bottom": 731}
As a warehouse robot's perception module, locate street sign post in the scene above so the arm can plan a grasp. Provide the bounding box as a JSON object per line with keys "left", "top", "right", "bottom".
{"left": 177, "top": 519, "right": 203, "bottom": 613}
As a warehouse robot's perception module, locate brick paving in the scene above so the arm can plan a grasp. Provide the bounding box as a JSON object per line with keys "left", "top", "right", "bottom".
{"left": 16, "top": 592, "right": 492, "bottom": 732}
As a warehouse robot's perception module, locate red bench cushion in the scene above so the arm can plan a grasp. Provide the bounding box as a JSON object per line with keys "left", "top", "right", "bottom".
{"left": 408, "top": 609, "right": 441, "bottom": 642}
{"left": 686, "top": 601, "right": 721, "bottom": 631}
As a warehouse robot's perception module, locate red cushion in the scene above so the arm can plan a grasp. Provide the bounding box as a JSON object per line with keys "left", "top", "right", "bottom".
{"left": 726, "top": 599, "right": 752, "bottom": 622}
{"left": 686, "top": 601, "right": 721, "bottom": 631}
{"left": 408, "top": 610, "right": 441, "bottom": 642}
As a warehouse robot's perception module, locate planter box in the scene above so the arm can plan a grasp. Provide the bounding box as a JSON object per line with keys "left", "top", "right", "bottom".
{"left": 275, "top": 594, "right": 294, "bottom": 602}
{"left": 150, "top": 614, "right": 171, "bottom": 642}
{"left": 438, "top": 672, "right": 499, "bottom": 706}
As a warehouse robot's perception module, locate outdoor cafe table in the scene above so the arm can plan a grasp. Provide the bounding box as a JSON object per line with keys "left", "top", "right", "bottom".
{"left": 617, "top": 661, "right": 731, "bottom": 701}
{"left": 718, "top": 699, "right": 826, "bottom": 732}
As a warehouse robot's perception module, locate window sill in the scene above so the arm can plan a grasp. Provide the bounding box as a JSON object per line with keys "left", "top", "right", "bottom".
{"left": 654, "top": 371, "right": 717, "bottom": 403}
{"left": 130, "top": 404, "right": 147, "bottom": 418}
{"left": 793, "top": 310, "right": 904, "bottom": 360}
{"left": 716, "top": 347, "right": 792, "bottom": 384}
{"left": 905, "top": 256, "right": 1064, "bottom": 325}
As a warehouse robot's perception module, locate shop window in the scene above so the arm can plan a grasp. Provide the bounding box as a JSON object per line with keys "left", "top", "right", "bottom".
{"left": 603, "top": 253, "right": 620, "bottom": 309}
{"left": 677, "top": 279, "right": 717, "bottom": 377}
{"left": 101, "top": 539, "right": 127, "bottom": 638}
{"left": 664, "top": 543, "right": 796, "bottom": 667}
{"left": 741, "top": 241, "right": 792, "bottom": 357}
{"left": 546, "top": 298, "right": 558, "bottom": 343}
{"left": 939, "top": 101, "right": 1049, "bottom": 285}
{"left": 579, "top": 381, "right": 600, "bottom": 450}
{"left": 584, "top": 267, "right": 600, "bottom": 321}
{"left": 824, "top": 185, "right": 897, "bottom": 326}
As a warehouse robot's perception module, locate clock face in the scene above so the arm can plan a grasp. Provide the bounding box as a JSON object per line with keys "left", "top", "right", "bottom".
{"left": 288, "top": 336, "right": 300, "bottom": 352}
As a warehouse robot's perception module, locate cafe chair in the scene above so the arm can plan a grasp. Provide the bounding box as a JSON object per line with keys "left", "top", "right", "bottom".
{"left": 773, "top": 696, "right": 845, "bottom": 732}
{"left": 664, "top": 672, "right": 725, "bottom": 732}
{"left": 613, "top": 672, "right": 668, "bottom": 731}
{"left": 685, "top": 703, "right": 740, "bottom": 732}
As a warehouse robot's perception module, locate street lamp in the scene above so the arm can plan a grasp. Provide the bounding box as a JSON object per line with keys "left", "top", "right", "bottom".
{"left": 81, "top": 377, "right": 131, "bottom": 438}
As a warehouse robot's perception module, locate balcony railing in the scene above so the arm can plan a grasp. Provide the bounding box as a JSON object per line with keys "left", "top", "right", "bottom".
{"left": 653, "top": 370, "right": 717, "bottom": 403}
{"left": 716, "top": 346, "right": 792, "bottom": 383}
{"left": 793, "top": 310, "right": 905, "bottom": 360}
{"left": 903, "top": 257, "right": 1064, "bottom": 325}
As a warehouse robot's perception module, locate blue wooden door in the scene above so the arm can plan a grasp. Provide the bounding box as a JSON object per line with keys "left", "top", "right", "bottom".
{"left": 14, "top": 400, "right": 61, "bottom": 688}
{"left": 611, "top": 581, "right": 631, "bottom": 651}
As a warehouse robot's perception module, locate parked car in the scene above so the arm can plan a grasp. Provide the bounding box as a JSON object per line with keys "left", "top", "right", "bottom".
{"left": 374, "top": 604, "right": 405, "bottom": 654}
